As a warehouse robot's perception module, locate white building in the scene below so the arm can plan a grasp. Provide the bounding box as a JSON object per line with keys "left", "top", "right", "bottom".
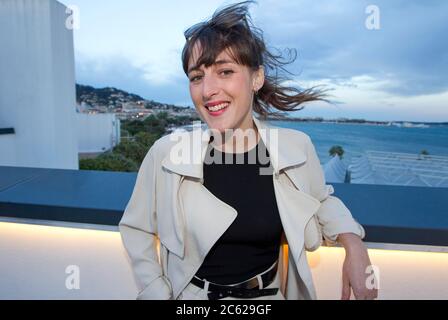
{"left": 76, "top": 113, "right": 121, "bottom": 154}
{"left": 0, "top": 0, "right": 79, "bottom": 169}
{"left": 323, "top": 155, "right": 348, "bottom": 183}
{"left": 349, "top": 150, "right": 448, "bottom": 187}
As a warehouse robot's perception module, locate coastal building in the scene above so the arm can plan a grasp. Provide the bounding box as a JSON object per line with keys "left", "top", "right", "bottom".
{"left": 348, "top": 150, "right": 448, "bottom": 187}
{"left": 323, "top": 155, "right": 348, "bottom": 183}
{"left": 322, "top": 150, "right": 448, "bottom": 187}
{"left": 76, "top": 113, "right": 121, "bottom": 156}
{"left": 121, "top": 101, "right": 145, "bottom": 112}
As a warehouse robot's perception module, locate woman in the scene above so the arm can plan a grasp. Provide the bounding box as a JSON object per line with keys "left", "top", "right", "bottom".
{"left": 119, "top": 1, "right": 378, "bottom": 300}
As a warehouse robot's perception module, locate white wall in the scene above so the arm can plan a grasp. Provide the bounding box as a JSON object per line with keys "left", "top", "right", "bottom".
{"left": 308, "top": 245, "right": 448, "bottom": 300}
{"left": 0, "top": 221, "right": 138, "bottom": 300}
{"left": 0, "top": 0, "right": 78, "bottom": 169}
{"left": 0, "top": 220, "right": 447, "bottom": 300}
{"left": 76, "top": 113, "right": 121, "bottom": 153}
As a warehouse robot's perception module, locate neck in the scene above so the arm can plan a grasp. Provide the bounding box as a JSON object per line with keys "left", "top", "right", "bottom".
{"left": 211, "top": 121, "right": 260, "bottom": 154}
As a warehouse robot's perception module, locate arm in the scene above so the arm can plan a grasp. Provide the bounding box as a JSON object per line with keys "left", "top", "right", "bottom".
{"left": 338, "top": 233, "right": 378, "bottom": 300}
{"left": 119, "top": 145, "right": 173, "bottom": 300}
{"left": 305, "top": 136, "right": 365, "bottom": 244}
{"left": 305, "top": 136, "right": 377, "bottom": 300}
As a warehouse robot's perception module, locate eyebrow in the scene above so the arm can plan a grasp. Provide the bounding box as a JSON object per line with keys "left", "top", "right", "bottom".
{"left": 187, "top": 59, "right": 235, "bottom": 74}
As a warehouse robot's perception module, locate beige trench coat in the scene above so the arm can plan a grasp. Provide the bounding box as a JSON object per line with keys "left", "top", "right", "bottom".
{"left": 119, "top": 115, "right": 365, "bottom": 300}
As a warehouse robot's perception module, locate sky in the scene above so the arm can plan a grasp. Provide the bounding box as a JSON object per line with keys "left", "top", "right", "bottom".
{"left": 59, "top": 0, "right": 448, "bottom": 122}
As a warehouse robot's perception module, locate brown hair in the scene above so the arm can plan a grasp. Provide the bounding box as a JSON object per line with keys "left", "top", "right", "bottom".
{"left": 181, "top": 0, "right": 327, "bottom": 118}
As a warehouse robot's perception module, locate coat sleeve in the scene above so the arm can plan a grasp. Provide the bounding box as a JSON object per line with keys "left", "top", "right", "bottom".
{"left": 305, "top": 135, "right": 366, "bottom": 246}
{"left": 119, "top": 144, "right": 173, "bottom": 299}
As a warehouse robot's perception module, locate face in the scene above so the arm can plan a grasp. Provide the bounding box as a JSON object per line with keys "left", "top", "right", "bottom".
{"left": 187, "top": 43, "right": 264, "bottom": 134}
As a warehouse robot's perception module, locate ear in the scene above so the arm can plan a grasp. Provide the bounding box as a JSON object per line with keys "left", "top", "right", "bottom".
{"left": 252, "top": 66, "right": 265, "bottom": 91}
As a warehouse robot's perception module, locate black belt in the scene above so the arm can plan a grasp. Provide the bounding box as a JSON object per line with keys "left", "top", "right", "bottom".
{"left": 191, "top": 262, "right": 279, "bottom": 300}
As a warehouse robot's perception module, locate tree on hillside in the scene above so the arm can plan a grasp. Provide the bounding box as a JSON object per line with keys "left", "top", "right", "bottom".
{"left": 329, "top": 145, "right": 344, "bottom": 159}
{"left": 79, "top": 153, "right": 138, "bottom": 172}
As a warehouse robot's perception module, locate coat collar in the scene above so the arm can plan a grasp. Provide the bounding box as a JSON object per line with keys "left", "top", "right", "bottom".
{"left": 161, "top": 115, "right": 307, "bottom": 178}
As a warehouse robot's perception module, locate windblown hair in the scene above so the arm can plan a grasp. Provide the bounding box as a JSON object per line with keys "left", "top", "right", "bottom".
{"left": 181, "top": 0, "right": 327, "bottom": 118}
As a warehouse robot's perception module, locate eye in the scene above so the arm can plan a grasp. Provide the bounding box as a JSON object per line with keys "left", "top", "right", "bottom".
{"left": 219, "top": 69, "right": 234, "bottom": 76}
{"left": 189, "top": 75, "right": 203, "bottom": 82}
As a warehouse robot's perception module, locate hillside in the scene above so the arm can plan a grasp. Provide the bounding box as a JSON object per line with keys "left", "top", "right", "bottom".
{"left": 75, "top": 84, "right": 190, "bottom": 112}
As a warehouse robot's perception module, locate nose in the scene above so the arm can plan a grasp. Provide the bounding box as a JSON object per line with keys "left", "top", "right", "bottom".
{"left": 202, "top": 74, "right": 219, "bottom": 101}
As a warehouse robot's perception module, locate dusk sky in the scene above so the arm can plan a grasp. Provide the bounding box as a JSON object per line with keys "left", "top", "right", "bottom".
{"left": 60, "top": 0, "right": 448, "bottom": 122}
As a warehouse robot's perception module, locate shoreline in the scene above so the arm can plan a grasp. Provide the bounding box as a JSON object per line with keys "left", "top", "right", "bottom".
{"left": 265, "top": 116, "right": 448, "bottom": 127}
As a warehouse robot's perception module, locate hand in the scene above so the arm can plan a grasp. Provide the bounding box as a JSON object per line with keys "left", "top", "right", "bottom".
{"left": 338, "top": 233, "right": 379, "bottom": 300}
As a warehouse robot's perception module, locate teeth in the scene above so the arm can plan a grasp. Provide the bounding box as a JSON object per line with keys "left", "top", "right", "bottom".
{"left": 207, "top": 102, "right": 229, "bottom": 112}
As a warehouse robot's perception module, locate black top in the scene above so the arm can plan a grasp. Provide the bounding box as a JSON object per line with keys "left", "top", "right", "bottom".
{"left": 194, "top": 138, "right": 283, "bottom": 284}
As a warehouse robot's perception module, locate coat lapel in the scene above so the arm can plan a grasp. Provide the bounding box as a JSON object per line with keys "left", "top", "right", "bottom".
{"left": 255, "top": 116, "right": 321, "bottom": 262}
{"left": 253, "top": 116, "right": 307, "bottom": 175}
{"left": 160, "top": 125, "right": 239, "bottom": 260}
{"left": 155, "top": 172, "right": 185, "bottom": 258}
{"left": 273, "top": 177, "right": 321, "bottom": 262}
{"left": 180, "top": 178, "right": 237, "bottom": 259}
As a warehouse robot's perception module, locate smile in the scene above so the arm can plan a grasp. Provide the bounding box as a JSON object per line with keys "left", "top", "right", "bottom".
{"left": 205, "top": 102, "right": 230, "bottom": 116}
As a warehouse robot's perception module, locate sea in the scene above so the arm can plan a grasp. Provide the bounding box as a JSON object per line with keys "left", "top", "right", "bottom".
{"left": 268, "top": 120, "right": 448, "bottom": 165}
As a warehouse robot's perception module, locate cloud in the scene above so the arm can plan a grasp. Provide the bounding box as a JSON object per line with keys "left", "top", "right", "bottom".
{"left": 75, "top": 52, "right": 193, "bottom": 106}
{"left": 289, "top": 74, "right": 448, "bottom": 121}
{"left": 253, "top": 0, "right": 448, "bottom": 97}
{"left": 69, "top": 0, "right": 447, "bottom": 121}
